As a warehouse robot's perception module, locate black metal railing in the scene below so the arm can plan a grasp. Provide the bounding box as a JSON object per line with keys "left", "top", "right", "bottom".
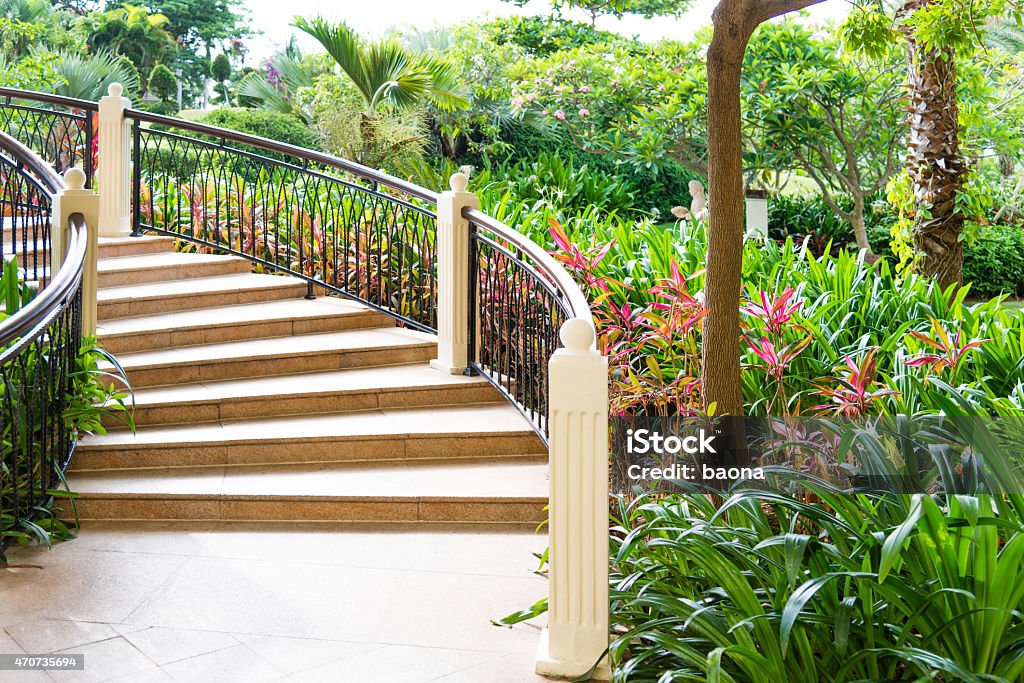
{"left": 0, "top": 130, "right": 86, "bottom": 549}
{"left": 127, "top": 109, "right": 439, "bottom": 332}
{"left": 467, "top": 211, "right": 591, "bottom": 441}
{"left": 0, "top": 89, "right": 595, "bottom": 444}
{"left": 1, "top": 135, "right": 55, "bottom": 285}
{"left": 0, "top": 89, "right": 96, "bottom": 187}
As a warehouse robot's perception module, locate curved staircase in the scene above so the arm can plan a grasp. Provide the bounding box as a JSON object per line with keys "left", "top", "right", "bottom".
{"left": 69, "top": 236, "right": 549, "bottom": 526}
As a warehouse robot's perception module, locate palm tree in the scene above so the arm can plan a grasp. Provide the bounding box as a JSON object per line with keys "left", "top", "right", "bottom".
{"left": 236, "top": 50, "right": 318, "bottom": 122}
{"left": 292, "top": 16, "right": 468, "bottom": 116}
{"left": 39, "top": 50, "right": 141, "bottom": 100}
{"left": 900, "top": 0, "right": 967, "bottom": 288}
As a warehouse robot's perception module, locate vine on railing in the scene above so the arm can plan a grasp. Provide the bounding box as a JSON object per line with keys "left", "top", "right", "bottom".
{"left": 0, "top": 89, "right": 96, "bottom": 186}
{"left": 128, "top": 110, "right": 438, "bottom": 332}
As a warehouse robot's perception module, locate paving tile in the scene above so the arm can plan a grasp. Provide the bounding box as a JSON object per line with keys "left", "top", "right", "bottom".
{"left": 241, "top": 635, "right": 372, "bottom": 675}
{"left": 0, "top": 547, "right": 189, "bottom": 626}
{"left": 290, "top": 644, "right": 455, "bottom": 683}
{"left": 50, "top": 636, "right": 155, "bottom": 683}
{"left": 122, "top": 626, "right": 239, "bottom": 665}
{"left": 122, "top": 557, "right": 401, "bottom": 642}
{"left": 456, "top": 651, "right": 555, "bottom": 682}
{"left": 5, "top": 619, "right": 117, "bottom": 654}
{"left": 375, "top": 570, "right": 547, "bottom": 652}
{"left": 159, "top": 644, "right": 284, "bottom": 683}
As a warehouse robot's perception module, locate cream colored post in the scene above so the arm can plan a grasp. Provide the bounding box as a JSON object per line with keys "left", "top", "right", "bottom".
{"left": 52, "top": 168, "right": 100, "bottom": 336}
{"left": 97, "top": 82, "right": 131, "bottom": 237}
{"left": 430, "top": 172, "right": 478, "bottom": 375}
{"left": 536, "top": 318, "right": 610, "bottom": 680}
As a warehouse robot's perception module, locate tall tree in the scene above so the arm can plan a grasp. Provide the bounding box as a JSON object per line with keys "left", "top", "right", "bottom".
{"left": 751, "top": 21, "right": 904, "bottom": 251}
{"left": 846, "top": 0, "right": 1022, "bottom": 287}
{"left": 702, "top": 0, "right": 824, "bottom": 417}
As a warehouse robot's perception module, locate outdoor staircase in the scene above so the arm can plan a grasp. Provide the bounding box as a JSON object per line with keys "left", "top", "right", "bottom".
{"left": 56, "top": 235, "right": 548, "bottom": 525}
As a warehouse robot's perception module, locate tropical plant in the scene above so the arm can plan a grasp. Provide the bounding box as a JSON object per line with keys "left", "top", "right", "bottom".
{"left": 38, "top": 48, "right": 141, "bottom": 100}
{"left": 611, "top": 486, "right": 1024, "bottom": 682}
{"left": 78, "top": 3, "right": 174, "bottom": 80}
{"left": 293, "top": 16, "right": 469, "bottom": 115}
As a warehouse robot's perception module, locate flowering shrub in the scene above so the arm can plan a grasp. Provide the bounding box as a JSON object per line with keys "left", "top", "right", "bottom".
{"left": 525, "top": 206, "right": 1020, "bottom": 420}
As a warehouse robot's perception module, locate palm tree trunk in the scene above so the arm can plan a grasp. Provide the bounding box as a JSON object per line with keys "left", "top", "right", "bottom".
{"left": 903, "top": 0, "right": 966, "bottom": 288}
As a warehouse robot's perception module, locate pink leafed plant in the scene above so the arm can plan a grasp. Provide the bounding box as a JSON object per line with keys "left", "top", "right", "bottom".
{"left": 741, "top": 286, "right": 803, "bottom": 336}
{"left": 904, "top": 317, "right": 988, "bottom": 378}
{"left": 814, "top": 349, "right": 899, "bottom": 417}
{"left": 746, "top": 335, "right": 811, "bottom": 381}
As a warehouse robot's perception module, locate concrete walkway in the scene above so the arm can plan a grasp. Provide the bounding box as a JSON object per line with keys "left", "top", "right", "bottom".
{"left": 0, "top": 522, "right": 550, "bottom": 682}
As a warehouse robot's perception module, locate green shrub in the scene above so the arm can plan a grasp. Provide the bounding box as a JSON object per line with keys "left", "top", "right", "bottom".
{"left": 767, "top": 192, "right": 896, "bottom": 245}
{"left": 477, "top": 15, "right": 625, "bottom": 56}
{"left": 962, "top": 224, "right": 1024, "bottom": 299}
{"left": 612, "top": 488, "right": 1024, "bottom": 682}
{"left": 193, "top": 108, "right": 318, "bottom": 150}
{"left": 148, "top": 63, "right": 178, "bottom": 103}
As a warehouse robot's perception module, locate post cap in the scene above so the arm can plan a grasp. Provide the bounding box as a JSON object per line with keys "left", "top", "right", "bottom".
{"left": 560, "top": 317, "right": 595, "bottom": 351}
{"left": 63, "top": 167, "right": 86, "bottom": 191}
{"left": 107, "top": 82, "right": 123, "bottom": 98}
{"left": 449, "top": 173, "right": 469, "bottom": 193}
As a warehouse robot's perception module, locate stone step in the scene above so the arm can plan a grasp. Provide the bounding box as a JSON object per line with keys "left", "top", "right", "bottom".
{"left": 101, "top": 364, "right": 503, "bottom": 428}
{"left": 66, "top": 458, "right": 549, "bottom": 524}
{"left": 98, "top": 272, "right": 308, "bottom": 319}
{"left": 2, "top": 235, "right": 174, "bottom": 269}
{"left": 106, "top": 327, "right": 436, "bottom": 388}
{"left": 97, "top": 251, "right": 251, "bottom": 287}
{"left": 77, "top": 403, "right": 544, "bottom": 469}
{"left": 98, "top": 235, "right": 176, "bottom": 258}
{"left": 98, "top": 298, "right": 394, "bottom": 354}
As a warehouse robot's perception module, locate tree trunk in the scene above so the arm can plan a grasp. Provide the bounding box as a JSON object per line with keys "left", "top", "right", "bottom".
{"left": 702, "top": 0, "right": 823, "bottom": 416}
{"left": 851, "top": 193, "right": 870, "bottom": 252}
{"left": 703, "top": 3, "right": 752, "bottom": 417}
{"left": 902, "top": 0, "right": 966, "bottom": 288}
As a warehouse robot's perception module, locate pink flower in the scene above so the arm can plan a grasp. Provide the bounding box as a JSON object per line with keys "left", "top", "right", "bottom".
{"left": 553, "top": 110, "right": 565, "bottom": 121}
{"left": 611, "top": 80, "right": 621, "bottom": 87}
{"left": 525, "top": 93, "right": 537, "bottom": 102}
{"left": 579, "top": 108, "right": 590, "bottom": 117}
{"left": 553, "top": 86, "right": 563, "bottom": 95}
{"left": 657, "top": 84, "right": 666, "bottom": 92}
{"left": 511, "top": 96, "right": 525, "bottom": 109}
{"left": 580, "top": 85, "right": 591, "bottom": 93}
{"left": 541, "top": 109, "right": 549, "bottom": 116}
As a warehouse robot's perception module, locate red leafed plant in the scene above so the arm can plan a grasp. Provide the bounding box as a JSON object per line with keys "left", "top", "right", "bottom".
{"left": 904, "top": 317, "right": 988, "bottom": 381}
{"left": 814, "top": 349, "right": 899, "bottom": 417}
{"left": 740, "top": 286, "right": 803, "bottom": 336}
{"left": 548, "top": 218, "right": 617, "bottom": 293}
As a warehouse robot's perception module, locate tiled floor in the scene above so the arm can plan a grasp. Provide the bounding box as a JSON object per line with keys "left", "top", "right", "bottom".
{"left": 0, "top": 522, "right": 550, "bottom": 682}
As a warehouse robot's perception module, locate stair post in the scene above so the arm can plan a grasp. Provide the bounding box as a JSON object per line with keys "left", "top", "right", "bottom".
{"left": 97, "top": 82, "right": 132, "bottom": 238}
{"left": 430, "top": 172, "right": 478, "bottom": 375}
{"left": 536, "top": 317, "right": 610, "bottom": 680}
{"left": 53, "top": 167, "right": 100, "bottom": 336}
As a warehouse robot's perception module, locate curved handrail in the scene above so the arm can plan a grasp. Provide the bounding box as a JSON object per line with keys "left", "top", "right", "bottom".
{"left": 0, "top": 216, "right": 86, "bottom": 353}
{"left": 0, "top": 130, "right": 84, "bottom": 349}
{"left": 464, "top": 208, "right": 592, "bottom": 326}
{"left": 0, "top": 88, "right": 98, "bottom": 112}
{"left": 0, "top": 129, "right": 65, "bottom": 195}
{"left": 125, "top": 108, "right": 439, "bottom": 204}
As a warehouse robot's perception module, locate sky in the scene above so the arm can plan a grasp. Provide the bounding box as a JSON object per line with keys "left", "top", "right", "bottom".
{"left": 240, "top": 0, "right": 853, "bottom": 62}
